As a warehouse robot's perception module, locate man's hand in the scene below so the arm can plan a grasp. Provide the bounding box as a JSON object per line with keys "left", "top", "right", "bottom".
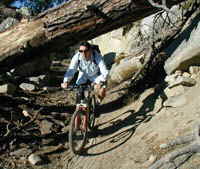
{"left": 61, "top": 82, "right": 68, "bottom": 89}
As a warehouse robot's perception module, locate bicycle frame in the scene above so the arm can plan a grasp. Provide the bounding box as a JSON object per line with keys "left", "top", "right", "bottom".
{"left": 73, "top": 84, "right": 95, "bottom": 130}
{"left": 68, "top": 84, "right": 97, "bottom": 154}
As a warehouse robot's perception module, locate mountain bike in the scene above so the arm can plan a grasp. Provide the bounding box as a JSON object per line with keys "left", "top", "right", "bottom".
{"left": 67, "top": 83, "right": 97, "bottom": 154}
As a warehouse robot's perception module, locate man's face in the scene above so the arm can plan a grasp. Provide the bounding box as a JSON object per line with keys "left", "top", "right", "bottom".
{"left": 79, "top": 45, "right": 91, "bottom": 59}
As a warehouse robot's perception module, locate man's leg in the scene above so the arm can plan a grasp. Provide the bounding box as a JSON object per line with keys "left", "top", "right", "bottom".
{"left": 94, "top": 83, "right": 106, "bottom": 103}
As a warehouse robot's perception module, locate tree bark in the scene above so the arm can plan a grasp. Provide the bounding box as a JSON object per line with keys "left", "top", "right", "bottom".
{"left": 0, "top": 0, "right": 185, "bottom": 72}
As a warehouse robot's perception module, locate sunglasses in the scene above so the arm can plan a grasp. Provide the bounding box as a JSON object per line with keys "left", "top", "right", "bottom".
{"left": 79, "top": 49, "right": 89, "bottom": 53}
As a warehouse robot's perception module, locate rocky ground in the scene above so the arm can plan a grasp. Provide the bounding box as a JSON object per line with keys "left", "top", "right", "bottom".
{"left": 1, "top": 62, "right": 200, "bottom": 169}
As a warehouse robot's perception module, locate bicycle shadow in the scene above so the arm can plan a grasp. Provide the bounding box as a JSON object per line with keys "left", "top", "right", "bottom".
{"left": 82, "top": 87, "right": 164, "bottom": 156}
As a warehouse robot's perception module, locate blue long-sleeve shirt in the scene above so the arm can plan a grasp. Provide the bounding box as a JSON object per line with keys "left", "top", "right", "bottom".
{"left": 63, "top": 50, "right": 109, "bottom": 85}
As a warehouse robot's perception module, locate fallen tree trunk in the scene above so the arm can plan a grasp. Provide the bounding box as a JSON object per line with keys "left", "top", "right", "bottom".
{"left": 0, "top": 0, "right": 185, "bottom": 72}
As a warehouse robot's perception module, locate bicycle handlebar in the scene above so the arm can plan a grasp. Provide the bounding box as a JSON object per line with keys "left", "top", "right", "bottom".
{"left": 62, "top": 84, "right": 94, "bottom": 91}
{"left": 43, "top": 84, "right": 94, "bottom": 92}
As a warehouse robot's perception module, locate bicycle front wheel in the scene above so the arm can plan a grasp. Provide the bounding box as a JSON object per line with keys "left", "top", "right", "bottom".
{"left": 88, "top": 96, "right": 96, "bottom": 130}
{"left": 69, "top": 110, "right": 87, "bottom": 154}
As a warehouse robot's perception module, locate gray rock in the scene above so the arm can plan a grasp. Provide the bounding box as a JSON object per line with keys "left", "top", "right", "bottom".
{"left": 0, "top": 17, "right": 18, "bottom": 32}
{"left": 159, "top": 143, "right": 169, "bottom": 149}
{"left": 40, "top": 120, "right": 54, "bottom": 135}
{"left": 19, "top": 83, "right": 36, "bottom": 91}
{"left": 164, "top": 13, "right": 200, "bottom": 74}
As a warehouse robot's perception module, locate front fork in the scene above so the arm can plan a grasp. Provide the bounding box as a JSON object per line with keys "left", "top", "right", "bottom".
{"left": 75, "top": 106, "right": 88, "bottom": 131}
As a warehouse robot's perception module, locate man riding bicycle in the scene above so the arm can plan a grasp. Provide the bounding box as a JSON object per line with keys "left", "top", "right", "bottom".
{"left": 61, "top": 41, "right": 109, "bottom": 103}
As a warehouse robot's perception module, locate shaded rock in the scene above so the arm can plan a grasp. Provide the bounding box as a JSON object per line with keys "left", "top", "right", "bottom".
{"left": 28, "top": 74, "right": 50, "bottom": 87}
{"left": 0, "top": 83, "right": 16, "bottom": 94}
{"left": 28, "top": 75, "right": 46, "bottom": 85}
{"left": 12, "top": 57, "right": 51, "bottom": 77}
{"left": 51, "top": 60, "right": 62, "bottom": 67}
{"left": 40, "top": 120, "right": 54, "bottom": 135}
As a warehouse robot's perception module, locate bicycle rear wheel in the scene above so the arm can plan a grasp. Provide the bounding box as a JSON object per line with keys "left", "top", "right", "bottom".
{"left": 69, "top": 110, "right": 87, "bottom": 154}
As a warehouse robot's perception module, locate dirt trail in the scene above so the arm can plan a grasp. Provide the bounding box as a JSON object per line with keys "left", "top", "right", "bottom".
{"left": 61, "top": 85, "right": 153, "bottom": 169}
{"left": 60, "top": 76, "right": 200, "bottom": 169}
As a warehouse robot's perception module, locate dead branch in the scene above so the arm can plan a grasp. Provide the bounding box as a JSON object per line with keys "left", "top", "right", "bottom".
{"left": 22, "top": 108, "right": 41, "bottom": 128}
{"left": 161, "top": 134, "right": 195, "bottom": 148}
{"left": 148, "top": 0, "right": 170, "bottom": 12}
{"left": 1, "top": 108, "right": 42, "bottom": 142}
{"left": 148, "top": 122, "right": 200, "bottom": 169}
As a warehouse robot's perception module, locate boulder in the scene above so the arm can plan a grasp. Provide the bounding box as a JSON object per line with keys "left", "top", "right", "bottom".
{"left": 12, "top": 57, "right": 51, "bottom": 77}
{"left": 164, "top": 14, "right": 200, "bottom": 74}
{"left": 109, "top": 54, "right": 143, "bottom": 84}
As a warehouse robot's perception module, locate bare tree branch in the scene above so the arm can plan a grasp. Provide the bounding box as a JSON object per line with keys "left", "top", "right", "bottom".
{"left": 148, "top": 0, "right": 170, "bottom": 12}
{"left": 148, "top": 121, "right": 200, "bottom": 169}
